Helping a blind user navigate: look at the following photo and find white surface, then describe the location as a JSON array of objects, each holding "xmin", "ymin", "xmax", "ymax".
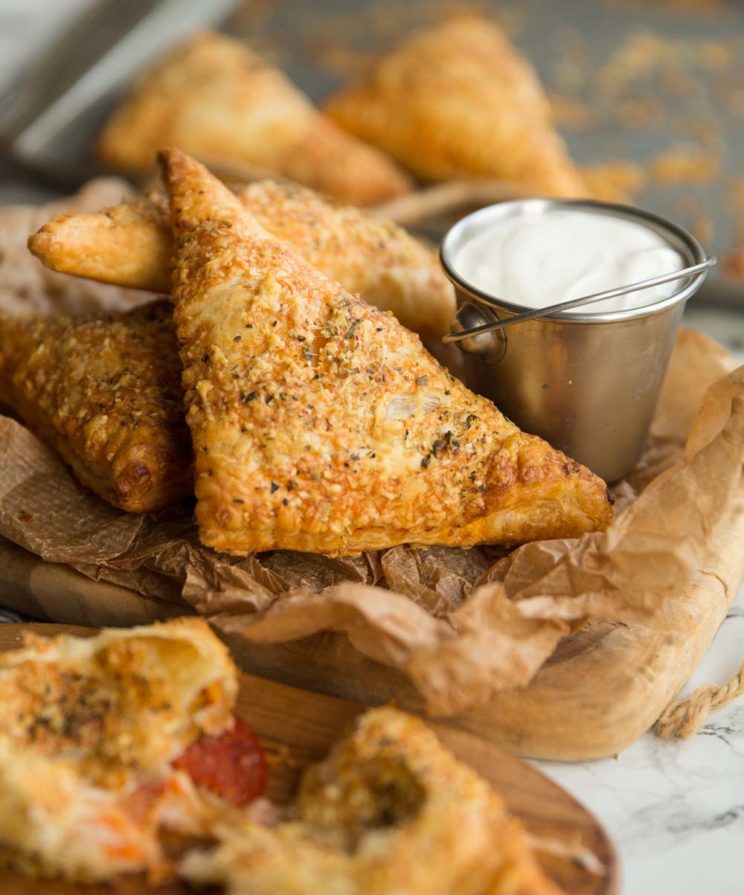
[
  {"xmin": 1, "ymin": 6, "xmax": 743, "ymax": 895},
  {"xmin": 453, "ymin": 206, "xmax": 684, "ymax": 313},
  {"xmin": 534, "ymin": 583, "xmax": 744, "ymax": 895}
]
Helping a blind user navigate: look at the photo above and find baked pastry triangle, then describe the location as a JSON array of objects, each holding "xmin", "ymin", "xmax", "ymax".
[
  {"xmin": 0, "ymin": 300, "xmax": 191, "ymax": 512},
  {"xmin": 182, "ymin": 707, "xmax": 564, "ymax": 895},
  {"xmin": 0, "ymin": 619, "xmax": 267, "ymax": 882},
  {"xmin": 28, "ymin": 179, "xmax": 454, "ymax": 338},
  {"xmin": 97, "ymin": 31, "xmax": 412, "ymax": 206},
  {"xmin": 323, "ymin": 16, "xmax": 587, "ymax": 198},
  {"xmin": 161, "ymin": 149, "xmax": 611, "ymax": 555}
]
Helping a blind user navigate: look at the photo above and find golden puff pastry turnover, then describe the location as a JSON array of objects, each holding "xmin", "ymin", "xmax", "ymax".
[
  {"xmin": 161, "ymin": 149, "xmax": 611, "ymax": 556},
  {"xmin": 323, "ymin": 16, "xmax": 588, "ymax": 198},
  {"xmin": 28, "ymin": 179, "xmax": 455, "ymax": 338},
  {"xmin": 0, "ymin": 619, "xmax": 268, "ymax": 882},
  {"xmin": 0, "ymin": 300, "xmax": 192, "ymax": 512},
  {"xmin": 182, "ymin": 706, "xmax": 564, "ymax": 895},
  {"xmin": 97, "ymin": 31, "xmax": 412, "ymax": 206}
]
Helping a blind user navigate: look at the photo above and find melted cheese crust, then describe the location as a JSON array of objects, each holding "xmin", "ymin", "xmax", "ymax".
[
  {"xmin": 28, "ymin": 179, "xmax": 454, "ymax": 338},
  {"xmin": 0, "ymin": 300, "xmax": 191, "ymax": 512},
  {"xmin": 182, "ymin": 707, "xmax": 564, "ymax": 895},
  {"xmin": 97, "ymin": 31, "xmax": 412, "ymax": 206},
  {"xmin": 0, "ymin": 619, "xmax": 237, "ymax": 880},
  {"xmin": 324, "ymin": 16, "xmax": 587, "ymax": 198},
  {"xmin": 163, "ymin": 149, "xmax": 612, "ymax": 556}
]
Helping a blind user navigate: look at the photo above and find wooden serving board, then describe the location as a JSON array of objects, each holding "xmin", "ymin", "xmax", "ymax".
[
  {"xmin": 0, "ymin": 624, "xmax": 617, "ymax": 895},
  {"xmin": 2, "ymin": 483, "xmax": 743, "ymax": 761}
]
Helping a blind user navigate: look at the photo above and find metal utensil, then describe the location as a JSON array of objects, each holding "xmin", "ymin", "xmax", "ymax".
[
  {"xmin": 443, "ymin": 257, "xmax": 717, "ymax": 344},
  {"xmin": 441, "ymin": 198, "xmax": 713, "ymax": 482}
]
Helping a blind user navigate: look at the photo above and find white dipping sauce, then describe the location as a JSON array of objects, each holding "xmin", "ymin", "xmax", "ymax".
[{"xmin": 454, "ymin": 209, "xmax": 684, "ymax": 314}]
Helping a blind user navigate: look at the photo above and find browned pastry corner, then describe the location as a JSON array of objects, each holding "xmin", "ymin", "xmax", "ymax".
[
  {"xmin": 28, "ymin": 179, "xmax": 454, "ymax": 339},
  {"xmin": 0, "ymin": 300, "xmax": 192, "ymax": 512},
  {"xmin": 160, "ymin": 148, "xmax": 611, "ymax": 556},
  {"xmin": 97, "ymin": 30, "xmax": 412, "ymax": 206},
  {"xmin": 323, "ymin": 16, "xmax": 588, "ymax": 198},
  {"xmin": 182, "ymin": 707, "xmax": 565, "ymax": 895}
]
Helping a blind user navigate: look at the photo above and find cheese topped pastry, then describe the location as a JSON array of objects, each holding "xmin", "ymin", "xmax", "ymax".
[
  {"xmin": 97, "ymin": 31, "xmax": 412, "ymax": 206},
  {"xmin": 324, "ymin": 16, "xmax": 587, "ymax": 198},
  {"xmin": 161, "ymin": 149, "xmax": 611, "ymax": 555},
  {"xmin": 0, "ymin": 619, "xmax": 266, "ymax": 881},
  {"xmin": 0, "ymin": 300, "xmax": 191, "ymax": 512},
  {"xmin": 28, "ymin": 179, "xmax": 455, "ymax": 338},
  {"xmin": 183, "ymin": 706, "xmax": 564, "ymax": 895}
]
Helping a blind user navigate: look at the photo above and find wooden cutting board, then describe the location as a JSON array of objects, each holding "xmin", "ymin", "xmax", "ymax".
[
  {"xmin": 0, "ymin": 623, "xmax": 617, "ymax": 895},
  {"xmin": 2, "ymin": 483, "xmax": 743, "ymax": 761}
]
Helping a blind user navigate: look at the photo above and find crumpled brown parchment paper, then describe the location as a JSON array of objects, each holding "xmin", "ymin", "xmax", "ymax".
[{"xmin": 0, "ymin": 183, "xmax": 742, "ymax": 716}]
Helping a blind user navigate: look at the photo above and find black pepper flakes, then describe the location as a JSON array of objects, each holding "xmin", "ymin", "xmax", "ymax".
[
  {"xmin": 270, "ymin": 482, "xmax": 279, "ymax": 493},
  {"xmin": 240, "ymin": 391, "xmax": 257, "ymax": 403}
]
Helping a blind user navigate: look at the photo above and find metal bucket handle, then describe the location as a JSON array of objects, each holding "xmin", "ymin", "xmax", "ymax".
[{"xmin": 443, "ymin": 258, "xmax": 716, "ymax": 354}]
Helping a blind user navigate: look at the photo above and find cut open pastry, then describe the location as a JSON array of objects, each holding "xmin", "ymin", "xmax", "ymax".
[
  {"xmin": 324, "ymin": 16, "xmax": 587, "ymax": 198},
  {"xmin": 182, "ymin": 706, "xmax": 564, "ymax": 895},
  {"xmin": 28, "ymin": 179, "xmax": 455, "ymax": 338},
  {"xmin": 0, "ymin": 300, "xmax": 192, "ymax": 512},
  {"xmin": 0, "ymin": 619, "xmax": 267, "ymax": 882},
  {"xmin": 97, "ymin": 31, "xmax": 412, "ymax": 206},
  {"xmin": 161, "ymin": 148, "xmax": 611, "ymax": 555}
]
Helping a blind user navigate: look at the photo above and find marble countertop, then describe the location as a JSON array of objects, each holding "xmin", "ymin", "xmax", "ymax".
[
  {"xmin": 1, "ymin": 3, "xmax": 743, "ymax": 894},
  {"xmin": 535, "ymin": 582, "xmax": 744, "ymax": 895}
]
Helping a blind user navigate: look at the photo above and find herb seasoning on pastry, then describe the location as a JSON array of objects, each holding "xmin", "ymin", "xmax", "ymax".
[
  {"xmin": 160, "ymin": 149, "xmax": 611, "ymax": 555},
  {"xmin": 323, "ymin": 16, "xmax": 588, "ymax": 198},
  {"xmin": 97, "ymin": 30, "xmax": 412, "ymax": 207},
  {"xmin": 0, "ymin": 300, "xmax": 192, "ymax": 512},
  {"xmin": 182, "ymin": 706, "xmax": 564, "ymax": 895},
  {"xmin": 28, "ymin": 179, "xmax": 454, "ymax": 339},
  {"xmin": 0, "ymin": 619, "xmax": 267, "ymax": 882}
]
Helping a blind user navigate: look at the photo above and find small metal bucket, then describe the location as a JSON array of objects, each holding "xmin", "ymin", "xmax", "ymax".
[{"xmin": 440, "ymin": 199, "xmax": 710, "ymax": 482}]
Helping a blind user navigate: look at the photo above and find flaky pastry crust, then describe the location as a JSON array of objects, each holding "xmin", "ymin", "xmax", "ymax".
[
  {"xmin": 0, "ymin": 619, "xmax": 237, "ymax": 880},
  {"xmin": 324, "ymin": 16, "xmax": 587, "ymax": 198},
  {"xmin": 0, "ymin": 300, "xmax": 191, "ymax": 511},
  {"xmin": 162, "ymin": 149, "xmax": 611, "ymax": 555},
  {"xmin": 97, "ymin": 31, "xmax": 412, "ymax": 206},
  {"xmin": 28, "ymin": 179, "xmax": 454, "ymax": 338},
  {"xmin": 182, "ymin": 707, "xmax": 564, "ymax": 895}
]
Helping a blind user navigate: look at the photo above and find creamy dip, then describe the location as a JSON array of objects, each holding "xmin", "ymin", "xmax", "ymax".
[{"xmin": 453, "ymin": 208, "xmax": 684, "ymax": 314}]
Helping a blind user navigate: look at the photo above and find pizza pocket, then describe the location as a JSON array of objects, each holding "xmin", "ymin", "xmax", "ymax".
[
  {"xmin": 0, "ymin": 619, "xmax": 267, "ymax": 882},
  {"xmin": 28, "ymin": 179, "xmax": 455, "ymax": 339},
  {"xmin": 183, "ymin": 707, "xmax": 564, "ymax": 895},
  {"xmin": 97, "ymin": 30, "xmax": 412, "ymax": 206},
  {"xmin": 0, "ymin": 300, "xmax": 192, "ymax": 512},
  {"xmin": 161, "ymin": 148, "xmax": 611, "ymax": 555},
  {"xmin": 324, "ymin": 16, "xmax": 587, "ymax": 198}
]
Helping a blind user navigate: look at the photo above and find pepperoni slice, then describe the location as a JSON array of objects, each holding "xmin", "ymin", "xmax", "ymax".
[{"xmin": 173, "ymin": 717, "xmax": 267, "ymax": 806}]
